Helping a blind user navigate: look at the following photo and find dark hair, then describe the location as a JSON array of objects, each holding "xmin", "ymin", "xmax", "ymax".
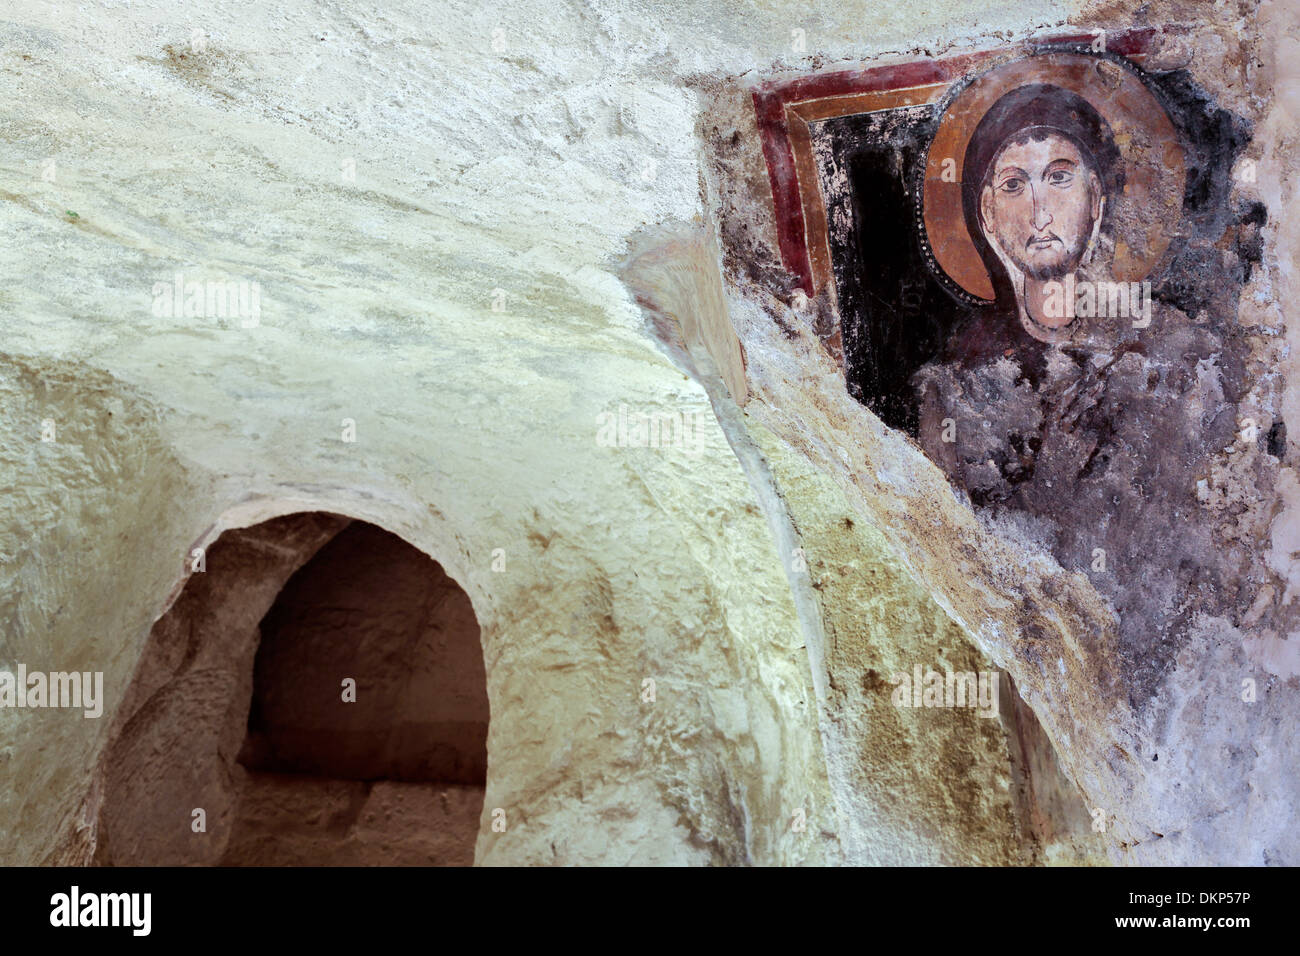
[{"xmin": 961, "ymin": 83, "xmax": 1123, "ymax": 305}]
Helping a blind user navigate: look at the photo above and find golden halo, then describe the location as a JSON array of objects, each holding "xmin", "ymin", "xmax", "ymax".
[{"xmin": 922, "ymin": 52, "xmax": 1186, "ymax": 302}]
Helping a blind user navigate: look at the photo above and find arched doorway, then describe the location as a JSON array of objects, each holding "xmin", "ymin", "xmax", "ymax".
[{"xmin": 91, "ymin": 513, "xmax": 487, "ymax": 866}]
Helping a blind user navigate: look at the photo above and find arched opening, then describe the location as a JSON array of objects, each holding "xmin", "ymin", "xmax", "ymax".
[
  {"xmin": 90, "ymin": 512, "xmax": 488, "ymax": 867},
  {"xmin": 225, "ymin": 520, "xmax": 487, "ymax": 864}
]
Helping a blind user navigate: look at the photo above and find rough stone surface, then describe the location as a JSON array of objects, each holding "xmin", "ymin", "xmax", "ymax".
[
  {"xmin": 220, "ymin": 775, "xmax": 482, "ymax": 867},
  {"xmin": 90, "ymin": 513, "xmax": 350, "ymax": 866},
  {"xmin": 84, "ymin": 513, "xmax": 491, "ymax": 867},
  {"xmin": 2, "ymin": 0, "xmax": 1297, "ymax": 867}
]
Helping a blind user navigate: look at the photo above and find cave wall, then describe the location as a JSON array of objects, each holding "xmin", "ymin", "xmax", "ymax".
[
  {"xmin": 0, "ymin": 0, "xmax": 843, "ymax": 857},
  {"xmin": 1, "ymin": 0, "xmax": 1296, "ymax": 866}
]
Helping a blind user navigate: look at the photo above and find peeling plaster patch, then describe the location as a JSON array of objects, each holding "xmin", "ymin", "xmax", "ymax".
[
  {"xmin": 1266, "ymin": 467, "xmax": 1300, "ymax": 605},
  {"xmin": 1242, "ymin": 631, "xmax": 1300, "ymax": 680}
]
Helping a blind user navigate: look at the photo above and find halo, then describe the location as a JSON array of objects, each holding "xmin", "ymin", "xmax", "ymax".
[{"xmin": 921, "ymin": 52, "xmax": 1186, "ymax": 302}]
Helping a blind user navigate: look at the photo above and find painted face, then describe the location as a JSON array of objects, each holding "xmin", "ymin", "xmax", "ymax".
[{"xmin": 979, "ymin": 131, "xmax": 1102, "ymax": 281}]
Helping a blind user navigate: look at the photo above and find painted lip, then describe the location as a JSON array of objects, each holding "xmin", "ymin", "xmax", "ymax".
[{"xmin": 1026, "ymin": 235, "xmax": 1062, "ymax": 251}]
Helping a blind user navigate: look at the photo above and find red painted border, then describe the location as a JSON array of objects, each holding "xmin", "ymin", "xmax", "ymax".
[{"xmin": 751, "ymin": 27, "xmax": 1161, "ymax": 293}]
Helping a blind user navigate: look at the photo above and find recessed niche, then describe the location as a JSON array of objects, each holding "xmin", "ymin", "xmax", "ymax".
[
  {"xmin": 223, "ymin": 521, "xmax": 488, "ymax": 866},
  {"xmin": 92, "ymin": 513, "xmax": 488, "ymax": 867}
]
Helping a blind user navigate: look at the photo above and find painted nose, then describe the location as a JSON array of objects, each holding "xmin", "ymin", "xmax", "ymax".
[{"xmin": 1031, "ymin": 188, "xmax": 1054, "ymax": 231}]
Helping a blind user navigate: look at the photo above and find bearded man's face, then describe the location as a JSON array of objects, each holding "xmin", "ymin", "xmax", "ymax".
[{"xmin": 979, "ymin": 131, "xmax": 1102, "ymax": 281}]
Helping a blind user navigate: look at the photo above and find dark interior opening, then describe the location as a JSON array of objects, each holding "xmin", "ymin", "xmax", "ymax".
[{"xmin": 220, "ymin": 520, "xmax": 489, "ymax": 865}]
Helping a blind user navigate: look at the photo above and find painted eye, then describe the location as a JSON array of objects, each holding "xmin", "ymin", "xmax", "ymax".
[
  {"xmin": 1047, "ymin": 169, "xmax": 1075, "ymax": 186},
  {"xmin": 999, "ymin": 177, "xmax": 1025, "ymax": 194}
]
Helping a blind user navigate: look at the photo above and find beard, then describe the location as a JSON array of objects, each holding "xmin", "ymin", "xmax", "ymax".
[
  {"xmin": 1006, "ymin": 239, "xmax": 1082, "ymax": 281},
  {"xmin": 1020, "ymin": 256, "xmax": 1075, "ymax": 281}
]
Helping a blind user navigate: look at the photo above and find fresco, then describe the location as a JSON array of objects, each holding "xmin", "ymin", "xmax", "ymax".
[{"xmin": 754, "ymin": 30, "xmax": 1267, "ymax": 694}]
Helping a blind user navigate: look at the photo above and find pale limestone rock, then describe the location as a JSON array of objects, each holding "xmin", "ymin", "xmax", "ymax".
[{"xmin": 1, "ymin": 0, "xmax": 1297, "ymax": 867}]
